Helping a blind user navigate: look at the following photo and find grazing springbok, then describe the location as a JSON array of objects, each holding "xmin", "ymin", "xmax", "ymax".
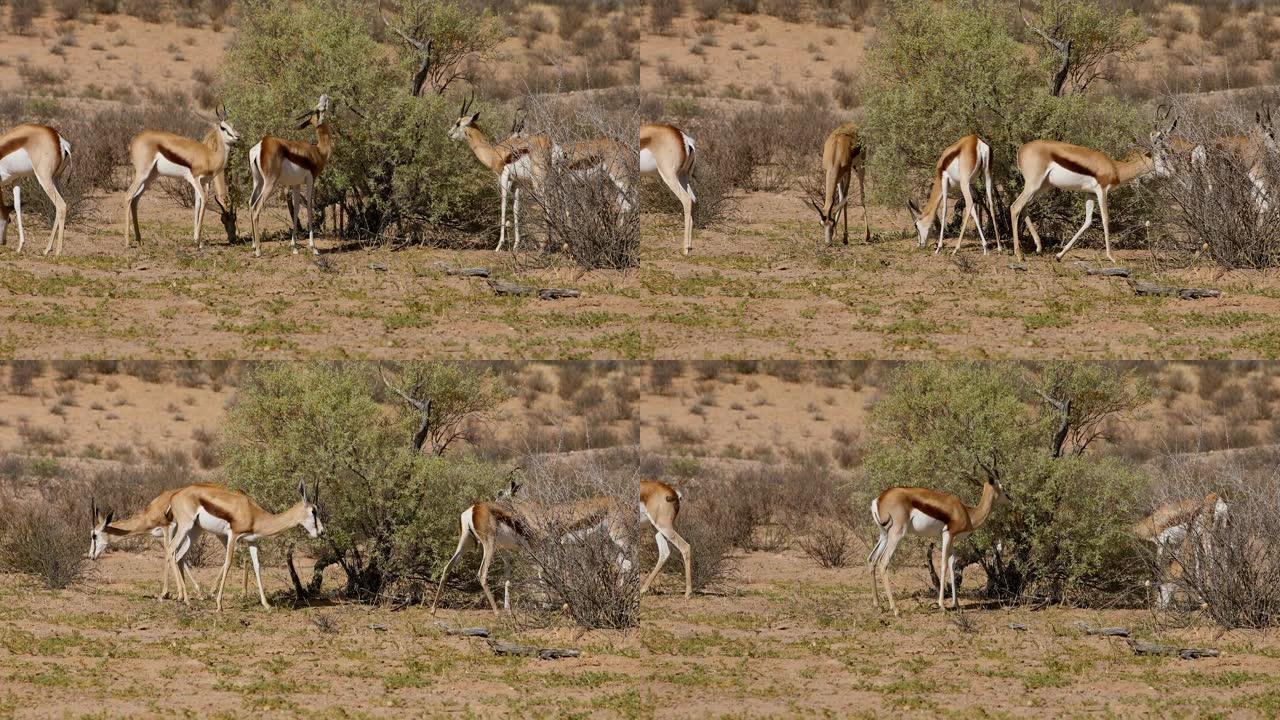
[
  {"xmin": 639, "ymin": 479, "xmax": 693, "ymax": 599},
  {"xmin": 0, "ymin": 123, "xmax": 71, "ymax": 255},
  {"xmin": 868, "ymin": 478, "xmax": 1005, "ymax": 616},
  {"xmin": 449, "ymin": 95, "xmax": 548, "ymax": 252},
  {"xmin": 907, "ymin": 134, "xmax": 1000, "ymax": 255},
  {"xmin": 809, "ymin": 122, "xmax": 870, "ymax": 246},
  {"xmin": 431, "ymin": 480, "xmax": 637, "ymax": 615},
  {"xmin": 248, "ymin": 95, "xmax": 334, "ymax": 257},
  {"xmin": 640, "ymin": 123, "xmax": 697, "ymax": 255},
  {"xmin": 1134, "ymin": 492, "xmax": 1228, "ymax": 609},
  {"xmin": 167, "ymin": 482, "xmax": 323, "ymax": 611},
  {"xmin": 123, "ymin": 106, "xmax": 239, "ymax": 250},
  {"xmin": 89, "ymin": 488, "xmax": 208, "ymax": 599},
  {"xmin": 1010, "ymin": 118, "xmax": 1176, "ymax": 262}
]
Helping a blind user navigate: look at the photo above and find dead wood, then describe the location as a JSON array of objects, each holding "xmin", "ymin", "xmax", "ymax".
[
  {"xmin": 1128, "ymin": 280, "xmax": 1221, "ymax": 300},
  {"xmin": 486, "ymin": 639, "xmax": 581, "ymax": 660},
  {"xmin": 486, "ymin": 279, "xmax": 581, "ymax": 300},
  {"xmin": 436, "ymin": 262, "xmax": 490, "ymax": 278},
  {"xmin": 1127, "ymin": 639, "xmax": 1220, "ymax": 660}
]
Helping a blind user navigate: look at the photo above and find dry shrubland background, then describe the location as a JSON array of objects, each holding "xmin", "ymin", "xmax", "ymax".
[
  {"xmin": 641, "ymin": 0, "xmax": 1280, "ymax": 266},
  {"xmin": 0, "ymin": 0, "xmax": 640, "ymax": 265}
]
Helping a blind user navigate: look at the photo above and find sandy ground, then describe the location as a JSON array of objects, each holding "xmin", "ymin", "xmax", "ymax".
[
  {"xmin": 641, "ymin": 546, "xmax": 1280, "ymax": 718},
  {"xmin": 0, "ymin": 550, "xmax": 647, "ymax": 718},
  {"xmin": 641, "ymin": 191, "xmax": 1280, "ymax": 359}
]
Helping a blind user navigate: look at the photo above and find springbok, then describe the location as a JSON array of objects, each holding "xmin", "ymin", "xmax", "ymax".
[
  {"xmin": 1010, "ymin": 118, "xmax": 1176, "ymax": 262},
  {"xmin": 89, "ymin": 488, "xmax": 207, "ymax": 599},
  {"xmin": 868, "ymin": 478, "xmax": 1005, "ymax": 616},
  {"xmin": 248, "ymin": 95, "xmax": 334, "ymax": 257},
  {"xmin": 123, "ymin": 106, "xmax": 239, "ymax": 250},
  {"xmin": 431, "ymin": 480, "xmax": 637, "ymax": 615},
  {"xmin": 907, "ymin": 134, "xmax": 1000, "ymax": 255},
  {"xmin": 167, "ymin": 481, "xmax": 323, "ymax": 611},
  {"xmin": 638, "ymin": 479, "xmax": 693, "ymax": 599},
  {"xmin": 1134, "ymin": 492, "xmax": 1228, "ymax": 609},
  {"xmin": 0, "ymin": 123, "xmax": 71, "ymax": 255},
  {"xmin": 449, "ymin": 96, "xmax": 547, "ymax": 252},
  {"xmin": 640, "ymin": 123, "xmax": 697, "ymax": 255},
  {"xmin": 809, "ymin": 122, "xmax": 870, "ymax": 246}
]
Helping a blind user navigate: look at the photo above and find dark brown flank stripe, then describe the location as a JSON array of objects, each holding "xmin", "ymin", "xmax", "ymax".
[
  {"xmin": 280, "ymin": 146, "xmax": 318, "ymax": 175},
  {"xmin": 937, "ymin": 145, "xmax": 962, "ymax": 174},
  {"xmin": 0, "ymin": 136, "xmax": 27, "ymax": 161},
  {"xmin": 156, "ymin": 143, "xmax": 192, "ymax": 169},
  {"xmin": 199, "ymin": 496, "xmax": 237, "ymax": 524},
  {"xmin": 489, "ymin": 505, "xmax": 529, "ymax": 538},
  {"xmin": 1049, "ymin": 151, "xmax": 1095, "ymax": 178},
  {"xmin": 910, "ymin": 497, "xmax": 953, "ymax": 525}
]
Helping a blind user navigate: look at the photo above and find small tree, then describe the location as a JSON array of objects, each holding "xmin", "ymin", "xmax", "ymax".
[
  {"xmin": 220, "ymin": 0, "xmax": 498, "ymax": 243},
  {"xmin": 862, "ymin": 362, "xmax": 1149, "ymax": 604},
  {"xmin": 220, "ymin": 363, "xmax": 506, "ymax": 600},
  {"xmin": 379, "ymin": 361, "xmax": 510, "ymax": 456},
  {"xmin": 863, "ymin": 0, "xmax": 1146, "ymax": 242}
]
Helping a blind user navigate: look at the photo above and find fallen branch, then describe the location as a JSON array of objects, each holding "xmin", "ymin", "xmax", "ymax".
[
  {"xmin": 486, "ymin": 279, "xmax": 581, "ymax": 300},
  {"xmin": 435, "ymin": 622, "xmax": 490, "ymax": 638},
  {"xmin": 486, "ymin": 639, "xmax": 580, "ymax": 660},
  {"xmin": 1073, "ymin": 261, "xmax": 1130, "ymax": 277},
  {"xmin": 1128, "ymin": 280, "xmax": 1221, "ymax": 300},
  {"xmin": 1008, "ymin": 263, "xmax": 1029, "ymax": 272},
  {"xmin": 437, "ymin": 262, "xmax": 490, "ymax": 278},
  {"xmin": 1127, "ymin": 639, "xmax": 1219, "ymax": 660},
  {"xmin": 1008, "ymin": 623, "xmax": 1029, "ymax": 631},
  {"xmin": 1073, "ymin": 621, "xmax": 1130, "ymax": 638}
]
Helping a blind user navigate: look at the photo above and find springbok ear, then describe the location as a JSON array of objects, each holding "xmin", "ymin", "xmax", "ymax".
[
  {"xmin": 297, "ymin": 480, "xmax": 307, "ymax": 500},
  {"xmin": 469, "ymin": 111, "xmax": 481, "ymax": 123},
  {"xmin": 906, "ymin": 199, "xmax": 921, "ymax": 218},
  {"xmin": 1168, "ymin": 117, "xmax": 1178, "ymax": 133},
  {"xmin": 104, "ymin": 511, "xmax": 114, "ymax": 526}
]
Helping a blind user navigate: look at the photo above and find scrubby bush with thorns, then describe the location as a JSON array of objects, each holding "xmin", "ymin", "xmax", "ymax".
[
  {"xmin": 1151, "ymin": 99, "xmax": 1280, "ymax": 269},
  {"xmin": 520, "ymin": 89, "xmax": 640, "ymax": 269},
  {"xmin": 1150, "ymin": 449, "xmax": 1280, "ymax": 628},
  {"xmin": 511, "ymin": 451, "xmax": 640, "ymax": 629}
]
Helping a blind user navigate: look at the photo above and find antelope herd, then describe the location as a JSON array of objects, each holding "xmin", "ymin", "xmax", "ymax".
[
  {"xmin": 89, "ymin": 466, "xmax": 1231, "ymax": 617},
  {"xmin": 90, "ymin": 476, "xmax": 691, "ymax": 614}
]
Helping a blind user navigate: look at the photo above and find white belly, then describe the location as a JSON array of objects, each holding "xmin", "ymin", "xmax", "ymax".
[
  {"xmin": 944, "ymin": 157, "xmax": 964, "ymax": 187},
  {"xmin": 155, "ymin": 155, "xmax": 193, "ymax": 179},
  {"xmin": 1046, "ymin": 163, "xmax": 1100, "ymax": 192},
  {"xmin": 277, "ymin": 159, "xmax": 312, "ymax": 187},
  {"xmin": 504, "ymin": 155, "xmax": 534, "ymax": 185},
  {"xmin": 195, "ymin": 508, "xmax": 232, "ymax": 536},
  {"xmin": 639, "ymin": 148, "xmax": 658, "ymax": 175},
  {"xmin": 0, "ymin": 148, "xmax": 34, "ymax": 181},
  {"xmin": 908, "ymin": 509, "xmax": 946, "ymax": 537},
  {"xmin": 494, "ymin": 521, "xmax": 523, "ymax": 551}
]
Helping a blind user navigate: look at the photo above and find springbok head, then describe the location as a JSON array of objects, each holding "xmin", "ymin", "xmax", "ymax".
[
  {"xmin": 88, "ymin": 499, "xmax": 115, "ymax": 559},
  {"xmin": 297, "ymin": 480, "xmax": 324, "ymax": 538},
  {"xmin": 449, "ymin": 92, "xmax": 481, "ymax": 142}
]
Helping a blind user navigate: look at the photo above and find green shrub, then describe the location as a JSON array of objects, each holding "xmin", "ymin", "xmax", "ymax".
[
  {"xmin": 220, "ymin": 362, "xmax": 508, "ymax": 600},
  {"xmin": 219, "ymin": 0, "xmax": 501, "ymax": 244},
  {"xmin": 863, "ymin": 0, "xmax": 1149, "ymax": 244},
  {"xmin": 861, "ymin": 362, "xmax": 1149, "ymax": 605}
]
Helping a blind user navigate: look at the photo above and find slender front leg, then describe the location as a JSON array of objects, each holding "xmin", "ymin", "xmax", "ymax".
[
  {"xmin": 937, "ymin": 532, "xmax": 950, "ymax": 609},
  {"xmin": 497, "ymin": 175, "xmax": 509, "ymax": 252},
  {"xmin": 952, "ymin": 182, "xmax": 976, "ymax": 256},
  {"xmin": 640, "ymin": 531, "xmax": 670, "ymax": 596},
  {"xmin": 512, "ymin": 186, "xmax": 522, "ymax": 252},
  {"xmin": 13, "ymin": 186, "xmax": 24, "ymax": 253},
  {"xmin": 248, "ymin": 544, "xmax": 270, "ymax": 608},
  {"xmin": 948, "ymin": 551, "xmax": 959, "ymax": 608},
  {"xmin": 307, "ymin": 175, "xmax": 317, "ymax": 255},
  {"xmin": 501, "ymin": 553, "xmax": 511, "ymax": 612},
  {"xmin": 288, "ymin": 187, "xmax": 301, "ymax": 254},
  {"xmin": 1098, "ymin": 189, "xmax": 1114, "ymax": 264},
  {"xmin": 478, "ymin": 541, "xmax": 500, "ymax": 615},
  {"xmin": 215, "ymin": 533, "xmax": 237, "ymax": 612},
  {"xmin": 1055, "ymin": 197, "xmax": 1095, "ymax": 261},
  {"xmin": 935, "ymin": 181, "xmax": 949, "ymax": 254}
]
